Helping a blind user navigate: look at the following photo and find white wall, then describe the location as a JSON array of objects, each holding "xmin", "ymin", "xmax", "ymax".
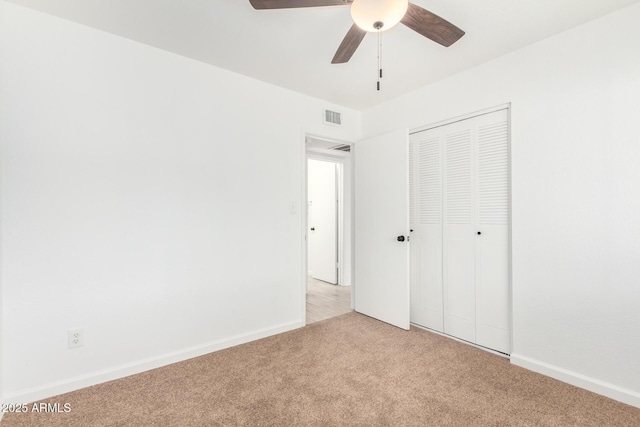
[
  {"xmin": 0, "ymin": 3, "xmax": 361, "ymax": 402},
  {"xmin": 363, "ymin": 3, "xmax": 640, "ymax": 407},
  {"xmin": 340, "ymin": 155, "xmax": 352, "ymax": 288},
  {"xmin": 0, "ymin": 0, "xmax": 5, "ymax": 415}
]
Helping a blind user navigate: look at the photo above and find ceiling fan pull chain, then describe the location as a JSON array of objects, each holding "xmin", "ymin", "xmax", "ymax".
[
  {"xmin": 379, "ymin": 29, "xmax": 383, "ymax": 79},
  {"xmin": 377, "ymin": 28, "xmax": 382, "ymax": 91}
]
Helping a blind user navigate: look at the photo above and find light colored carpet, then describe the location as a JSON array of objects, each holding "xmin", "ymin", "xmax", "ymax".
[{"xmin": 3, "ymin": 312, "xmax": 639, "ymax": 426}]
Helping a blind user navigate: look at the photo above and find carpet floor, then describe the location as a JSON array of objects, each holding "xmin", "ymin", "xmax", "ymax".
[{"xmin": 3, "ymin": 312, "xmax": 639, "ymax": 426}]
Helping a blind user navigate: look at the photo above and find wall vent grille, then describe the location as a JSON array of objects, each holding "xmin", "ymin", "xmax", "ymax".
[
  {"xmin": 331, "ymin": 144, "xmax": 351, "ymax": 152},
  {"xmin": 324, "ymin": 109, "xmax": 342, "ymax": 126}
]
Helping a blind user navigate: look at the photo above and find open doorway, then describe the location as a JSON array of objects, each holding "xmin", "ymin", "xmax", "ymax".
[{"xmin": 305, "ymin": 135, "xmax": 353, "ymax": 324}]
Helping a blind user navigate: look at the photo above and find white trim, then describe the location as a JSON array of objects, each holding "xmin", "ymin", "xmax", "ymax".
[
  {"xmin": 410, "ymin": 103, "xmax": 511, "ymax": 135},
  {"xmin": 306, "ymin": 147, "xmax": 351, "ymax": 158},
  {"xmin": 300, "ymin": 129, "xmax": 309, "ymax": 323},
  {"xmin": 507, "ymin": 105, "xmax": 514, "ymax": 356},
  {"xmin": 510, "ymin": 353, "xmax": 640, "ymax": 409},
  {"xmin": 336, "ymin": 162, "xmax": 345, "ymax": 286},
  {"xmin": 349, "ymin": 145, "xmax": 355, "ymax": 309},
  {"xmin": 3, "ymin": 321, "xmax": 303, "ymax": 405},
  {"xmin": 411, "ymin": 323, "xmax": 510, "ymax": 359}
]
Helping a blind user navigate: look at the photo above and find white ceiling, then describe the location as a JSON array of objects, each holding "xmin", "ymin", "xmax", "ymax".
[{"xmin": 7, "ymin": 0, "xmax": 640, "ymax": 110}]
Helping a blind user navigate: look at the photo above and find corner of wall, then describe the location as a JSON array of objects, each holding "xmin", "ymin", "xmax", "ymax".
[
  {"xmin": 0, "ymin": 0, "xmax": 6, "ymax": 412},
  {"xmin": 510, "ymin": 354, "xmax": 640, "ymax": 409}
]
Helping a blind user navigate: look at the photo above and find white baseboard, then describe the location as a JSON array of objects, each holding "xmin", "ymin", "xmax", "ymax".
[
  {"xmin": 411, "ymin": 323, "xmax": 510, "ymax": 359},
  {"xmin": 510, "ymin": 353, "xmax": 640, "ymax": 409},
  {"xmin": 3, "ymin": 320, "xmax": 304, "ymax": 405}
]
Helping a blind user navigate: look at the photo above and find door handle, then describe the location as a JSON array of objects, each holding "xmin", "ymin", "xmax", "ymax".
[
  {"xmin": 310, "ymin": 227, "xmax": 315, "ymax": 231},
  {"xmin": 397, "ymin": 235, "xmax": 405, "ymax": 242}
]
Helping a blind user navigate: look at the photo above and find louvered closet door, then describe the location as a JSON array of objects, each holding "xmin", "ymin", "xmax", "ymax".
[
  {"xmin": 409, "ymin": 129, "xmax": 443, "ymax": 331},
  {"xmin": 410, "ymin": 108, "xmax": 510, "ymax": 354},
  {"xmin": 474, "ymin": 110, "xmax": 510, "ymax": 353},
  {"xmin": 442, "ymin": 121, "xmax": 476, "ymax": 343}
]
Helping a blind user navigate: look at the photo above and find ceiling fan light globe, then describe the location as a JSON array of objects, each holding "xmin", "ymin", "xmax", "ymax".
[{"xmin": 351, "ymin": 0, "xmax": 408, "ymax": 32}]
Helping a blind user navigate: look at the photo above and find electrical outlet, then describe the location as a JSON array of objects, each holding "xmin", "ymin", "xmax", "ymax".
[{"xmin": 68, "ymin": 329, "xmax": 84, "ymax": 349}]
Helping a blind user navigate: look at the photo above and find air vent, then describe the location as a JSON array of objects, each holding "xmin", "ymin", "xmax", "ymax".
[
  {"xmin": 330, "ymin": 144, "xmax": 351, "ymax": 152},
  {"xmin": 323, "ymin": 109, "xmax": 342, "ymax": 126}
]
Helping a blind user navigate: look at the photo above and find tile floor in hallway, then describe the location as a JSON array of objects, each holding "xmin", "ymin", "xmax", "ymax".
[{"xmin": 306, "ymin": 276, "xmax": 352, "ymax": 324}]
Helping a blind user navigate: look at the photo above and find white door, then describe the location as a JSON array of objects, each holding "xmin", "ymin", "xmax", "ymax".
[
  {"xmin": 474, "ymin": 112, "xmax": 510, "ymax": 353},
  {"xmin": 442, "ymin": 123, "xmax": 476, "ymax": 343},
  {"xmin": 355, "ymin": 129, "xmax": 410, "ymax": 330},
  {"xmin": 409, "ymin": 129, "xmax": 444, "ymax": 332},
  {"xmin": 308, "ymin": 159, "xmax": 337, "ymax": 284}
]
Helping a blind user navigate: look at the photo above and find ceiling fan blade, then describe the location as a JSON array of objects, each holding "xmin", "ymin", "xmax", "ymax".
[
  {"xmin": 250, "ymin": 0, "xmax": 351, "ymax": 9},
  {"xmin": 331, "ymin": 24, "xmax": 367, "ymax": 64},
  {"xmin": 401, "ymin": 3, "xmax": 464, "ymax": 47}
]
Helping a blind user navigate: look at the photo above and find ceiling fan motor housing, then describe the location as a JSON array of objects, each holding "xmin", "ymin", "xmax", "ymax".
[
  {"xmin": 351, "ymin": 0, "xmax": 409, "ymax": 32},
  {"xmin": 249, "ymin": 0, "xmax": 465, "ymax": 65}
]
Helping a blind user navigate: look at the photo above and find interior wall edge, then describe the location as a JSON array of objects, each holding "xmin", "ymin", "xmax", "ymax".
[
  {"xmin": 2, "ymin": 320, "xmax": 303, "ymax": 405},
  {"xmin": 510, "ymin": 353, "xmax": 640, "ymax": 409},
  {"xmin": 0, "ymin": 0, "xmax": 6, "ymax": 410}
]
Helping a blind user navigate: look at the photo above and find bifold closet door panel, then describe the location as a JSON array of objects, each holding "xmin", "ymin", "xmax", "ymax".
[
  {"xmin": 409, "ymin": 108, "xmax": 510, "ymax": 354},
  {"xmin": 474, "ymin": 111, "xmax": 510, "ymax": 353},
  {"xmin": 442, "ymin": 124, "xmax": 475, "ymax": 343},
  {"xmin": 409, "ymin": 130, "xmax": 443, "ymax": 331},
  {"xmin": 475, "ymin": 232, "xmax": 509, "ymax": 352}
]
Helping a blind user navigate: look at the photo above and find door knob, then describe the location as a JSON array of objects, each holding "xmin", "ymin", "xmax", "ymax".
[
  {"xmin": 477, "ymin": 231, "xmax": 481, "ymax": 235},
  {"xmin": 310, "ymin": 227, "xmax": 315, "ymax": 231},
  {"xmin": 397, "ymin": 235, "xmax": 405, "ymax": 242}
]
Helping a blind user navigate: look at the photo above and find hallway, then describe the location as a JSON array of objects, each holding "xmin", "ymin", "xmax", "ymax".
[{"xmin": 306, "ymin": 277, "xmax": 351, "ymax": 324}]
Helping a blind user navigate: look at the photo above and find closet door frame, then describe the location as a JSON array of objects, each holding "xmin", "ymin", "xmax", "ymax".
[{"xmin": 409, "ymin": 103, "xmax": 512, "ymax": 354}]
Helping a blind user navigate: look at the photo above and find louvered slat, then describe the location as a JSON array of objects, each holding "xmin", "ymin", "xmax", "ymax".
[
  {"xmin": 445, "ymin": 130, "xmax": 471, "ymax": 224},
  {"xmin": 409, "ymin": 140, "xmax": 415, "ymax": 228},
  {"xmin": 478, "ymin": 121, "xmax": 509, "ymax": 225},
  {"xmin": 418, "ymin": 136, "xmax": 441, "ymax": 225}
]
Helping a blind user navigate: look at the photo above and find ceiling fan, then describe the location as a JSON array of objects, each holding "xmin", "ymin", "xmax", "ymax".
[{"xmin": 249, "ymin": 0, "xmax": 465, "ymax": 64}]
